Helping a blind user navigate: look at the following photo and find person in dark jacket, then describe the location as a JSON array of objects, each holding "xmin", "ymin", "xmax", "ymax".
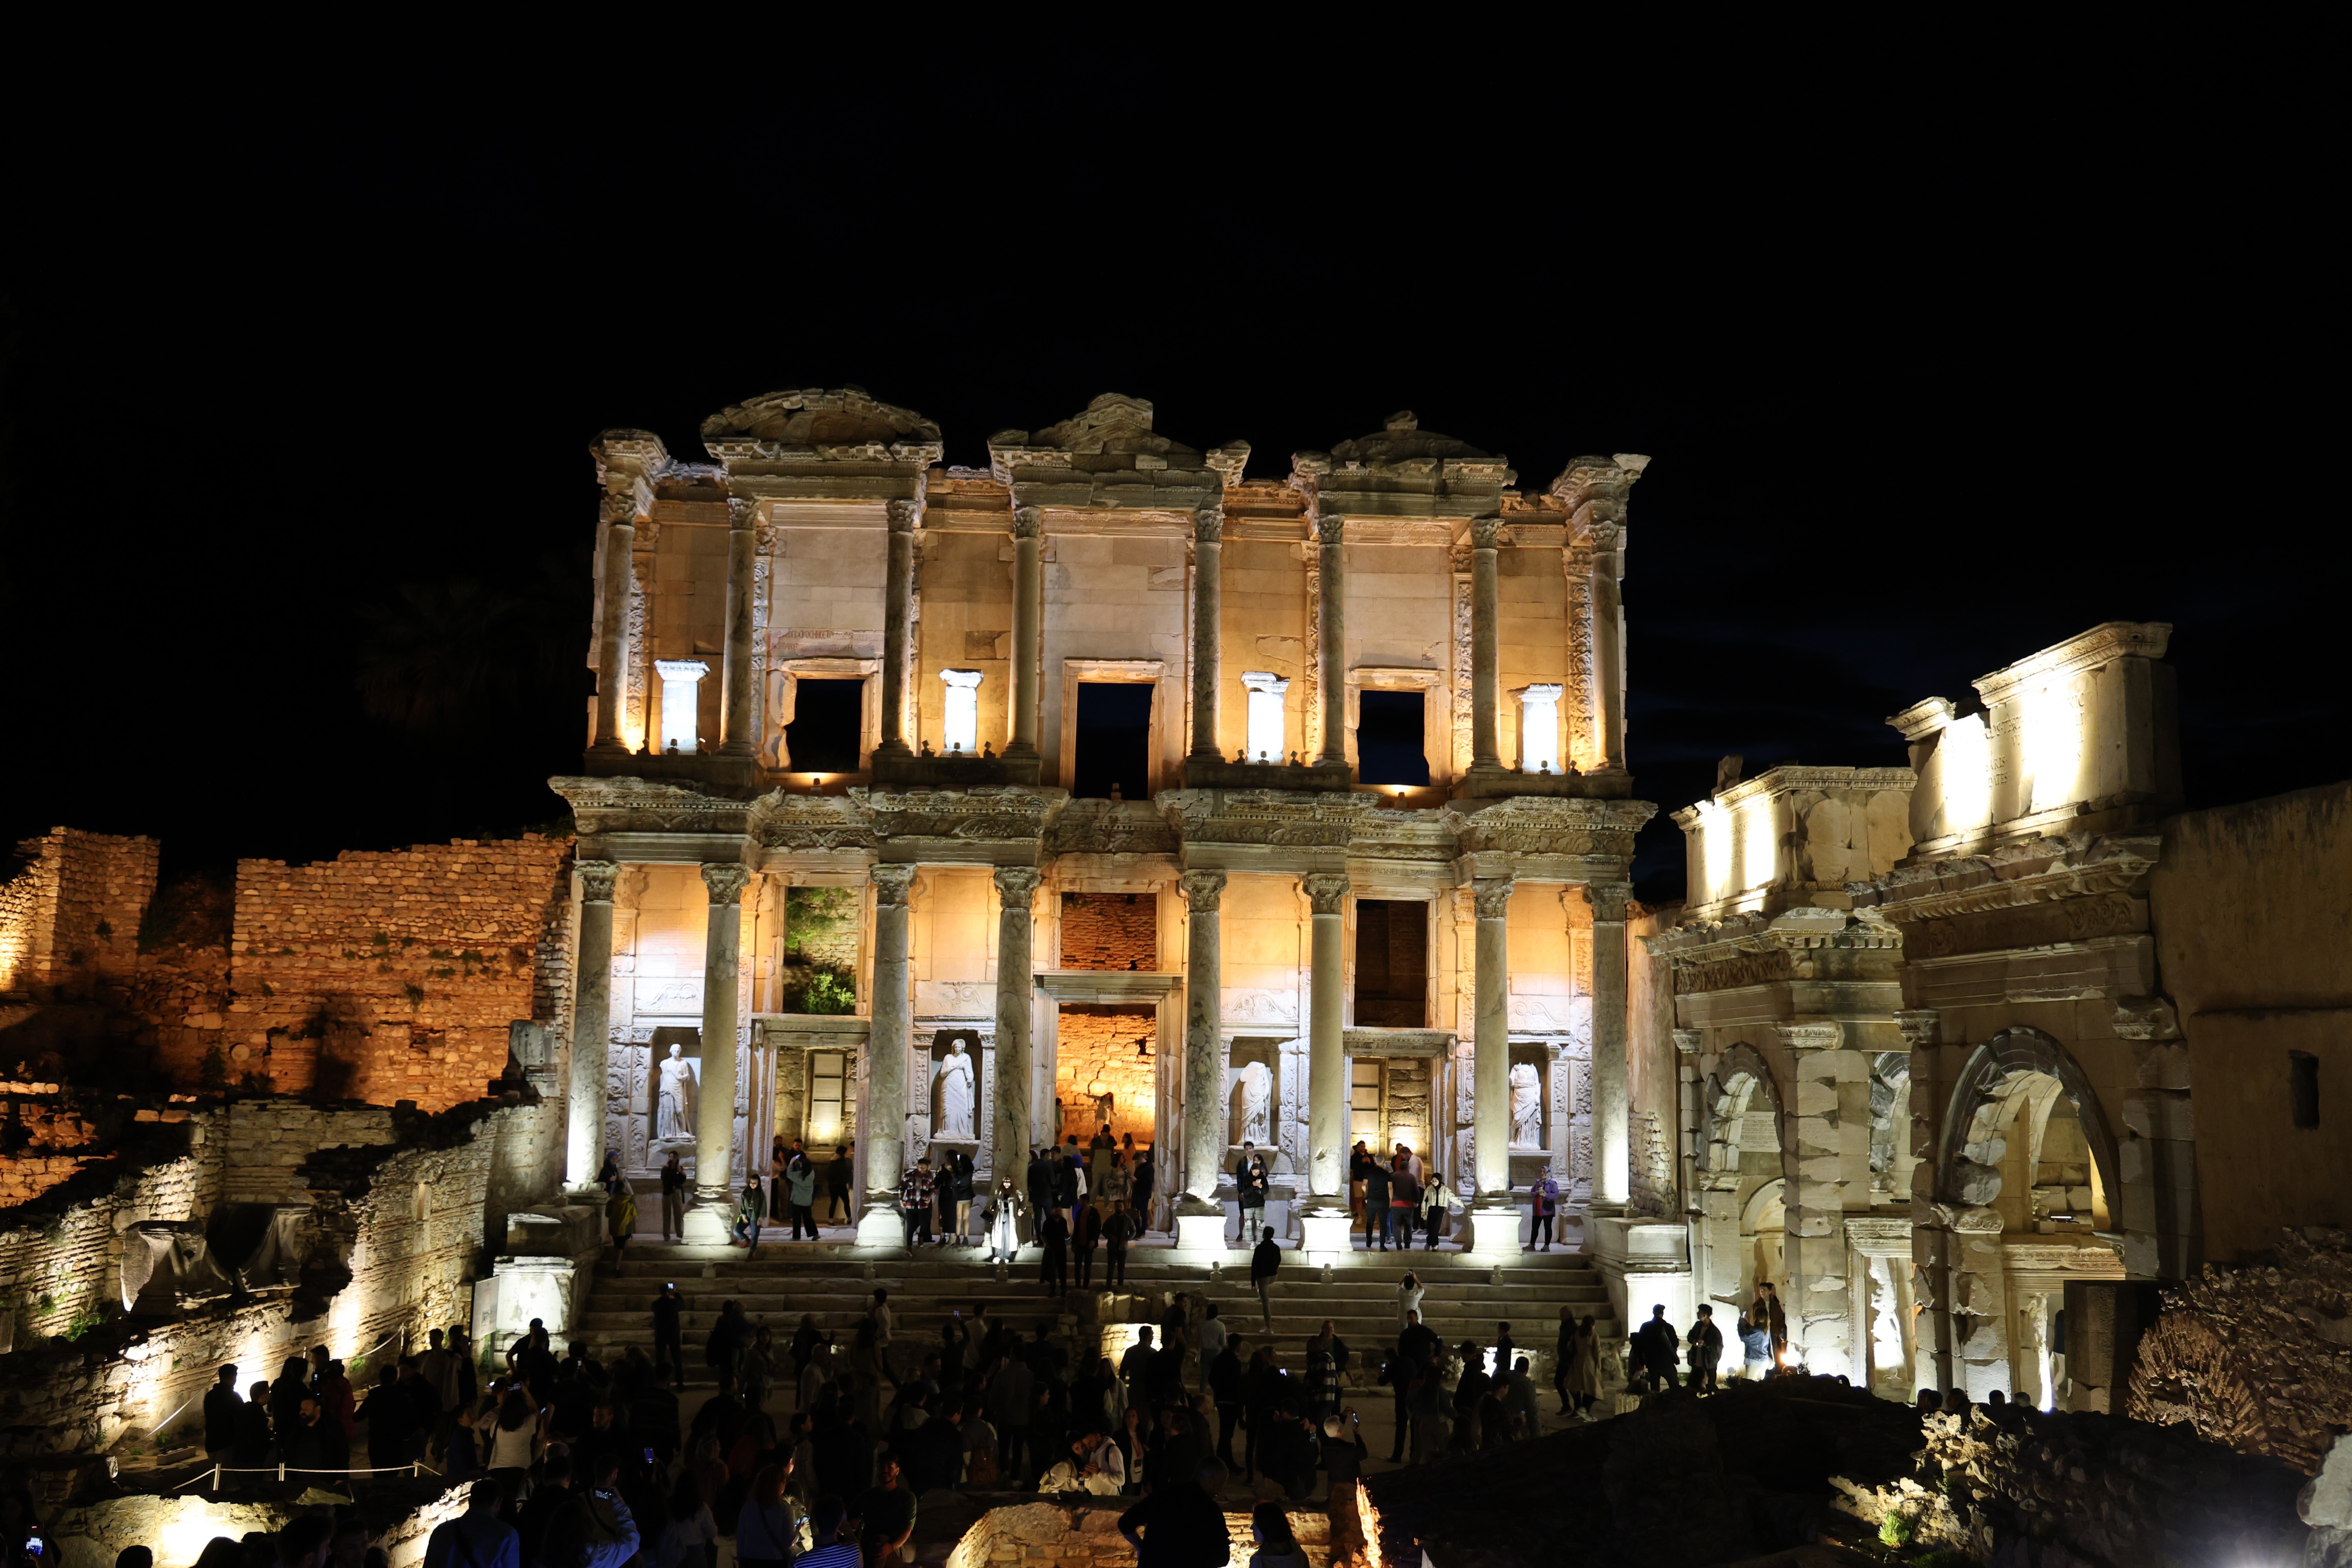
[
  {"xmin": 826, "ymin": 1143, "xmax": 857, "ymax": 1227},
  {"xmin": 1632, "ymin": 1304, "xmax": 1681, "ymax": 1392},
  {"xmin": 1319, "ymin": 1411, "xmax": 1367, "ymax": 1501},
  {"xmin": 203, "ymin": 1366, "xmax": 243, "ymax": 1461},
  {"xmin": 1686, "ymin": 1303, "xmax": 1724, "ymax": 1392},
  {"xmin": 1208, "ymin": 1338, "xmax": 1245, "ymax": 1469},
  {"xmin": 1117, "ymin": 1456, "xmax": 1230, "ymax": 1568},
  {"xmin": 1131, "ymin": 1151, "xmax": 1155, "ymax": 1234},
  {"xmin": 1104, "ymin": 1200, "xmax": 1136, "ymax": 1288},
  {"xmin": 1074, "ymin": 1200, "xmax": 1103, "ymax": 1289},
  {"xmin": 1362, "ymin": 1160, "xmax": 1393, "ymax": 1251},
  {"xmin": 234, "ymin": 1380, "xmax": 275, "ymax": 1465},
  {"xmin": 1038, "ymin": 1210, "xmax": 1070, "ymax": 1296},
  {"xmin": 357, "ymin": 1367, "xmax": 417, "ymax": 1473},
  {"xmin": 652, "ymin": 1282, "xmax": 684, "ymax": 1378},
  {"xmin": 1250, "ymin": 1227, "xmax": 1281, "ymax": 1330}
]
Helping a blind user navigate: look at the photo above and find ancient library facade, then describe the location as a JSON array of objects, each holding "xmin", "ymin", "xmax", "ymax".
[{"xmin": 557, "ymin": 388, "xmax": 1657, "ymax": 1263}]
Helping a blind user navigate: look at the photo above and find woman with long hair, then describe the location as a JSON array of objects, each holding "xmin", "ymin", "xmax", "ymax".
[
  {"xmin": 1563, "ymin": 1315, "xmax": 1601, "ymax": 1421},
  {"xmin": 654, "ymin": 1467, "xmax": 716, "ymax": 1568},
  {"xmin": 486, "ymin": 1386, "xmax": 540, "ymax": 1494},
  {"xmin": 735, "ymin": 1463, "xmax": 794, "ymax": 1568},
  {"xmin": 1248, "ymin": 1500, "xmax": 1306, "ymax": 1568}
]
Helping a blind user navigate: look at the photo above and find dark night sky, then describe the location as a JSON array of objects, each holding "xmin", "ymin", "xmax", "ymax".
[{"xmin": 0, "ymin": 44, "xmax": 2336, "ymax": 904}]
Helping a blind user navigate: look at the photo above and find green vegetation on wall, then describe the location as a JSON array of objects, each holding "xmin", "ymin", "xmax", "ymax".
[{"xmin": 782, "ymin": 886, "xmax": 859, "ymax": 1014}]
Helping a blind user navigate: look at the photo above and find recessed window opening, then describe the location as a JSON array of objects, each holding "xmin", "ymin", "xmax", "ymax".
[
  {"xmin": 1073, "ymin": 682, "xmax": 1152, "ymax": 800},
  {"xmin": 2291, "ymin": 1050, "xmax": 2320, "ymax": 1129},
  {"xmin": 1357, "ymin": 691, "xmax": 1429, "ymax": 786},
  {"xmin": 1350, "ymin": 1059, "xmax": 1384, "ymax": 1143},
  {"xmin": 786, "ymin": 679, "xmax": 864, "ymax": 773},
  {"xmin": 1353, "ymin": 898, "xmax": 1428, "ymax": 1027}
]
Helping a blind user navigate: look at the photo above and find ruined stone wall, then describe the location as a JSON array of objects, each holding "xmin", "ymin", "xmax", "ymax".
[
  {"xmin": 1054, "ymin": 1006, "xmax": 1157, "ymax": 1146},
  {"xmin": 0, "ymin": 829, "xmax": 158, "ymax": 998},
  {"xmin": 1058, "ymin": 892, "xmax": 1156, "ymax": 971},
  {"xmin": 2131, "ymin": 1225, "xmax": 2352, "ymax": 1473},
  {"xmin": 49, "ymin": 1477, "xmax": 469, "ymax": 1568},
  {"xmin": 225, "ymin": 836, "xmax": 573, "ymax": 1110},
  {"xmin": 1831, "ymin": 1404, "xmax": 2308, "ymax": 1567},
  {"xmin": 941, "ymin": 1500, "xmax": 1330, "ymax": 1568}
]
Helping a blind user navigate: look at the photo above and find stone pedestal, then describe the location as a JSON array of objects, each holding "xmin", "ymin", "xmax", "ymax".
[
  {"xmin": 1300, "ymin": 1205, "xmax": 1354, "ymax": 1267},
  {"xmin": 680, "ymin": 1201, "xmax": 734, "ymax": 1246},
  {"xmin": 1464, "ymin": 1202, "xmax": 1525, "ymax": 1266},
  {"xmin": 853, "ymin": 1205, "xmax": 910, "ymax": 1252},
  {"xmin": 1174, "ymin": 1201, "xmax": 1228, "ymax": 1264}
]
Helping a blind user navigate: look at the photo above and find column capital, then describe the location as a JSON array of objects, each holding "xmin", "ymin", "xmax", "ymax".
[
  {"xmin": 1470, "ymin": 515, "xmax": 1504, "ymax": 550},
  {"xmin": 992, "ymin": 865, "xmax": 1042, "ymax": 904},
  {"xmin": 1193, "ymin": 505, "xmax": 1224, "ymax": 544},
  {"xmin": 701, "ymin": 862, "xmax": 753, "ymax": 905},
  {"xmin": 1583, "ymin": 881, "xmax": 1633, "ymax": 922},
  {"xmin": 728, "ymin": 497, "xmax": 757, "ymax": 532},
  {"xmin": 599, "ymin": 491, "xmax": 642, "ymax": 526},
  {"xmin": 1673, "ymin": 1027, "xmax": 1704, "ymax": 1055},
  {"xmin": 575, "ymin": 859, "xmax": 621, "ymax": 903},
  {"xmin": 1893, "ymin": 1009, "xmax": 1940, "ymax": 1049},
  {"xmin": 1314, "ymin": 509, "xmax": 1346, "ymax": 546},
  {"xmin": 1011, "ymin": 506, "xmax": 1044, "ymax": 541},
  {"xmin": 1472, "ymin": 876, "xmax": 1515, "ymax": 921},
  {"xmin": 1775, "ymin": 1020, "xmax": 1845, "ymax": 1053},
  {"xmin": 1301, "ymin": 873, "xmax": 1350, "ymax": 915},
  {"xmin": 886, "ymin": 498, "xmax": 921, "ymax": 532},
  {"xmin": 1179, "ymin": 869, "xmax": 1227, "ymax": 912},
  {"xmin": 871, "ymin": 862, "xmax": 917, "ymax": 906}
]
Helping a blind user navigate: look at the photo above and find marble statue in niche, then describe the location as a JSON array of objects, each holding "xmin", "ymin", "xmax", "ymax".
[
  {"xmin": 933, "ymin": 1036, "xmax": 976, "ymax": 1140},
  {"xmin": 656, "ymin": 1042, "xmax": 696, "ymax": 1143},
  {"xmin": 1510, "ymin": 1061, "xmax": 1544, "ymax": 1148},
  {"xmin": 1231, "ymin": 1060, "xmax": 1272, "ymax": 1146}
]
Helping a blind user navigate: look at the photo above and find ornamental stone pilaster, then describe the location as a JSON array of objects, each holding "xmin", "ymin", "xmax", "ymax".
[
  {"xmin": 992, "ymin": 867, "xmax": 1042, "ymax": 1187},
  {"xmin": 566, "ymin": 860, "xmax": 620, "ymax": 1188},
  {"xmin": 1006, "ymin": 508, "xmax": 1044, "ymax": 760},
  {"xmin": 1469, "ymin": 516, "xmax": 1503, "ymax": 770},
  {"xmin": 719, "ymin": 500, "xmax": 760, "ymax": 758},
  {"xmin": 590, "ymin": 496, "xmax": 637, "ymax": 754},
  {"xmin": 1189, "ymin": 507, "xmax": 1224, "ymax": 762},
  {"xmin": 875, "ymin": 499, "xmax": 920, "ymax": 759},
  {"xmin": 1314, "ymin": 510, "xmax": 1348, "ymax": 768},
  {"xmin": 1586, "ymin": 881, "xmax": 1633, "ymax": 1210},
  {"xmin": 1777, "ymin": 1018, "xmax": 1864, "ymax": 1379}
]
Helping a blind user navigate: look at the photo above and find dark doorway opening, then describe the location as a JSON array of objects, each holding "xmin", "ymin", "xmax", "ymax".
[
  {"xmin": 1357, "ymin": 691, "xmax": 1429, "ymax": 785},
  {"xmin": 786, "ymin": 679, "xmax": 864, "ymax": 773},
  {"xmin": 1073, "ymin": 682, "xmax": 1153, "ymax": 800},
  {"xmin": 1354, "ymin": 899, "xmax": 1428, "ymax": 1027}
]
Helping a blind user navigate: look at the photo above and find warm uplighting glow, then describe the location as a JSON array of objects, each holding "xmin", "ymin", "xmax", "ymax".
[
  {"xmin": 941, "ymin": 668, "xmax": 982, "ymax": 755},
  {"xmin": 1242, "ymin": 671, "xmax": 1289, "ymax": 763},
  {"xmin": 1940, "ymin": 711, "xmax": 1993, "ymax": 835},
  {"xmin": 1515, "ymin": 683, "xmax": 1562, "ymax": 774},
  {"xmin": 1699, "ymin": 798, "xmax": 1731, "ymax": 903},
  {"xmin": 160, "ymin": 1500, "xmax": 239, "ymax": 1568},
  {"xmin": 1740, "ymin": 798, "xmax": 1777, "ymax": 895},
  {"xmin": 655, "ymin": 659, "xmax": 709, "ymax": 755},
  {"xmin": 2024, "ymin": 679, "xmax": 2085, "ymax": 814}
]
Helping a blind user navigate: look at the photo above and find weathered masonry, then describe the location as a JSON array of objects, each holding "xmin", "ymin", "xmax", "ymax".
[{"xmin": 553, "ymin": 389, "xmax": 1657, "ymax": 1261}]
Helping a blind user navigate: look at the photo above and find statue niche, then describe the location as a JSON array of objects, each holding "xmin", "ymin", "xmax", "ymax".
[
  {"xmin": 929, "ymin": 1029, "xmax": 980, "ymax": 1145},
  {"xmin": 1229, "ymin": 1059, "xmax": 1273, "ymax": 1148},
  {"xmin": 653, "ymin": 1037, "xmax": 699, "ymax": 1149},
  {"xmin": 1509, "ymin": 1060, "xmax": 1544, "ymax": 1149}
]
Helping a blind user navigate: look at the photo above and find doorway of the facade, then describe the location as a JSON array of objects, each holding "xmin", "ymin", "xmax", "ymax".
[
  {"xmin": 1072, "ymin": 683, "xmax": 1152, "ymax": 800},
  {"xmin": 1353, "ymin": 900, "xmax": 1427, "ymax": 1027},
  {"xmin": 1054, "ymin": 1003, "xmax": 1156, "ymax": 1147},
  {"xmin": 785, "ymin": 678, "xmax": 863, "ymax": 773},
  {"xmin": 1357, "ymin": 691, "xmax": 1429, "ymax": 785},
  {"xmin": 1347, "ymin": 1054, "xmax": 1437, "ymax": 1171}
]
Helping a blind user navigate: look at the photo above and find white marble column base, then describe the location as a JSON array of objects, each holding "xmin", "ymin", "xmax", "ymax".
[
  {"xmin": 1174, "ymin": 1210, "xmax": 1229, "ymax": 1265},
  {"xmin": 679, "ymin": 1201, "xmax": 734, "ymax": 1246},
  {"xmin": 1464, "ymin": 1202, "xmax": 1526, "ymax": 1267},
  {"xmin": 1299, "ymin": 1205, "xmax": 1354, "ymax": 1267},
  {"xmin": 854, "ymin": 1205, "xmax": 909, "ymax": 1251}
]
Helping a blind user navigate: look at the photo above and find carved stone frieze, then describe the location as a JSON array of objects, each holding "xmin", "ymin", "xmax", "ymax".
[
  {"xmin": 1903, "ymin": 892, "xmax": 2146, "ymax": 960},
  {"xmin": 1439, "ymin": 796, "xmax": 1653, "ymax": 859},
  {"xmin": 553, "ymin": 776, "xmax": 757, "ymax": 837},
  {"xmin": 862, "ymin": 786, "xmax": 1060, "ymax": 845},
  {"xmin": 750, "ymin": 793, "xmax": 878, "ymax": 851},
  {"xmin": 1046, "ymin": 799, "xmax": 1176, "ymax": 857}
]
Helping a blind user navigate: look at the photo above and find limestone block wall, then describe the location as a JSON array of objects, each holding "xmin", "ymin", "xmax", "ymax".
[
  {"xmin": 1503, "ymin": 884, "xmax": 1584, "ymax": 1035},
  {"xmin": 2148, "ymin": 781, "xmax": 2352, "ymax": 1264},
  {"xmin": 1495, "ymin": 541, "xmax": 1568, "ymax": 771},
  {"xmin": 1054, "ymin": 1006, "xmax": 1156, "ymax": 1146},
  {"xmin": 225, "ymin": 836, "xmax": 573, "ymax": 1110},
  {"xmin": 0, "ymin": 1119, "xmax": 219, "ymax": 1349},
  {"xmin": 1058, "ymin": 893, "xmax": 1156, "ymax": 970},
  {"xmin": 1219, "ymin": 875, "xmax": 1304, "ymax": 1035},
  {"xmin": 915, "ymin": 520, "xmax": 1013, "ymax": 755},
  {"xmin": 1218, "ymin": 532, "xmax": 1309, "ymax": 763},
  {"xmin": 913, "ymin": 867, "xmax": 999, "ymax": 1020},
  {"xmin": 0, "ymin": 829, "xmax": 159, "ymax": 998},
  {"xmin": 1040, "ymin": 530, "xmax": 1189, "ymax": 792}
]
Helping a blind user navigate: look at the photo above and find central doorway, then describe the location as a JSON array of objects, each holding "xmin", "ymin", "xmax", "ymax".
[
  {"xmin": 1072, "ymin": 683, "xmax": 1152, "ymax": 800},
  {"xmin": 1353, "ymin": 900, "xmax": 1428, "ymax": 1027}
]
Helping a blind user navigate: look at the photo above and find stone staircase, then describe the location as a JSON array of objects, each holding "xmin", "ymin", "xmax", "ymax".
[{"xmin": 576, "ymin": 1241, "xmax": 1615, "ymax": 1383}]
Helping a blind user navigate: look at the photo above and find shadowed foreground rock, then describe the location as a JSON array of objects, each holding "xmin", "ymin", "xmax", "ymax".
[{"xmin": 1361, "ymin": 1375, "xmax": 2314, "ymax": 1568}]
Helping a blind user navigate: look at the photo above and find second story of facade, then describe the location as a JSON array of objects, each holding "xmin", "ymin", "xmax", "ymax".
[{"xmin": 579, "ymin": 388, "xmax": 1650, "ymax": 808}]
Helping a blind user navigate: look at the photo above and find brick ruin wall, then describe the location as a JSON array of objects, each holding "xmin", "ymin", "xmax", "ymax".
[
  {"xmin": 0, "ymin": 1097, "xmax": 538, "ymax": 1457},
  {"xmin": 1058, "ymin": 893, "xmax": 1156, "ymax": 970},
  {"xmin": 1055, "ymin": 1006, "xmax": 1157, "ymax": 1147},
  {"xmin": 221, "ymin": 836, "xmax": 574, "ymax": 1110},
  {"xmin": 0, "ymin": 829, "xmax": 158, "ymax": 998}
]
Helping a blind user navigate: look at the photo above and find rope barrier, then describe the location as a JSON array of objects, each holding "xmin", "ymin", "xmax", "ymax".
[{"xmin": 170, "ymin": 1460, "xmax": 441, "ymax": 1491}]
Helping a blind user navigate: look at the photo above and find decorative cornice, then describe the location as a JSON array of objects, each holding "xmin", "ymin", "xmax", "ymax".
[
  {"xmin": 701, "ymin": 862, "xmax": 753, "ymax": 904},
  {"xmin": 1971, "ymin": 621, "xmax": 2172, "ymax": 709},
  {"xmin": 869, "ymin": 862, "xmax": 916, "ymax": 905},
  {"xmin": 1302, "ymin": 873, "xmax": 1350, "ymax": 915},
  {"xmin": 1862, "ymin": 834, "xmax": 2159, "ymax": 925},
  {"xmin": 575, "ymin": 860, "xmax": 620, "ymax": 902},
  {"xmin": 1844, "ymin": 1216, "xmax": 1914, "ymax": 1255},
  {"xmin": 1775, "ymin": 1021, "xmax": 1844, "ymax": 1053},
  {"xmin": 1178, "ymin": 869, "xmax": 1227, "ymax": 912}
]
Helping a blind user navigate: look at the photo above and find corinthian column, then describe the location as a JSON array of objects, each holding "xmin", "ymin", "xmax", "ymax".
[
  {"xmin": 566, "ymin": 860, "xmax": 619, "ymax": 1189},
  {"xmin": 1300, "ymin": 872, "xmax": 1354, "ymax": 1264},
  {"xmin": 1189, "ymin": 506, "xmax": 1224, "ymax": 762},
  {"xmin": 876, "ymin": 499, "xmax": 918, "ymax": 759},
  {"xmin": 1005, "ymin": 507, "xmax": 1044, "ymax": 759},
  {"xmin": 1467, "ymin": 875, "xmax": 1522, "ymax": 1262},
  {"xmin": 719, "ymin": 501, "xmax": 759, "ymax": 757},
  {"xmin": 1470, "ymin": 516, "xmax": 1502, "ymax": 771},
  {"xmin": 1587, "ymin": 881, "xmax": 1632, "ymax": 1211},
  {"xmin": 1176, "ymin": 870, "xmax": 1227, "ymax": 1258},
  {"xmin": 680, "ymin": 862, "xmax": 752, "ymax": 1241},
  {"xmin": 855, "ymin": 863, "xmax": 917, "ymax": 1247},
  {"xmin": 993, "ymin": 867, "xmax": 1041, "ymax": 1185},
  {"xmin": 1590, "ymin": 524, "xmax": 1626, "ymax": 769},
  {"xmin": 590, "ymin": 498, "xmax": 635, "ymax": 754},
  {"xmin": 1314, "ymin": 510, "xmax": 1348, "ymax": 768}
]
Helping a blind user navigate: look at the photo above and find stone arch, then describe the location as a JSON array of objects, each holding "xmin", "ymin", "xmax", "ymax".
[
  {"xmin": 1934, "ymin": 1026, "xmax": 2119, "ymax": 1220},
  {"xmin": 1699, "ymin": 1044, "xmax": 1784, "ymax": 1185}
]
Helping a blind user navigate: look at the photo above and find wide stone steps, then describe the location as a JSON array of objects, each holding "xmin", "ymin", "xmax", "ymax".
[{"xmin": 573, "ymin": 1242, "xmax": 1615, "ymax": 1375}]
